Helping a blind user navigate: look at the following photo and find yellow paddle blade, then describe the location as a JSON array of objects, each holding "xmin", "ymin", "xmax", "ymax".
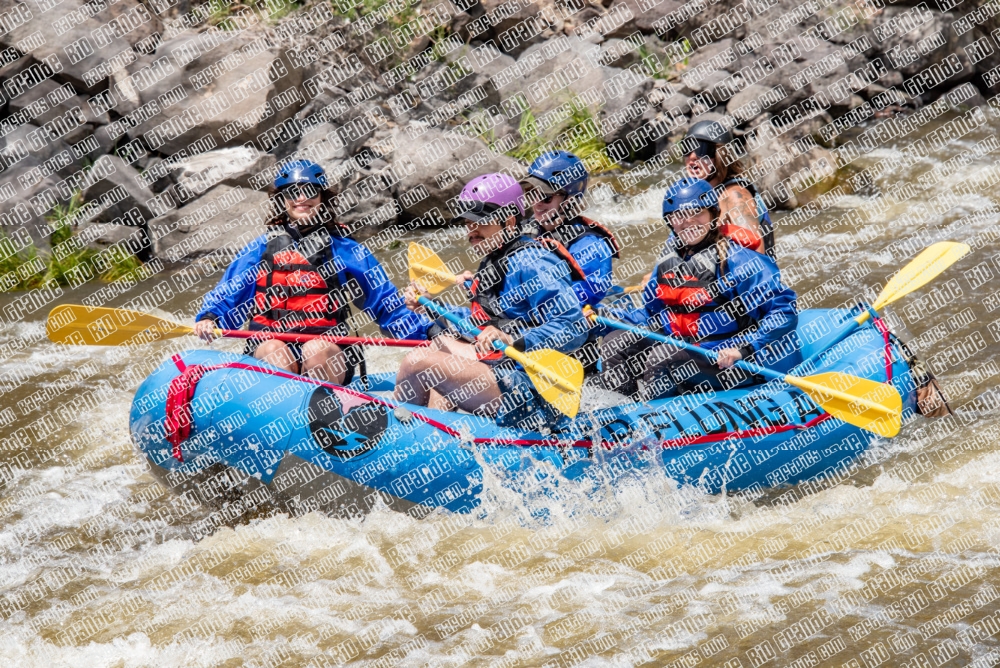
[
  {"xmin": 408, "ymin": 242, "xmax": 456, "ymax": 294},
  {"xmin": 784, "ymin": 371, "xmax": 902, "ymax": 438},
  {"xmin": 46, "ymin": 304, "xmax": 193, "ymax": 346},
  {"xmin": 505, "ymin": 347, "xmax": 584, "ymax": 419},
  {"xmin": 857, "ymin": 242, "xmax": 970, "ymax": 324}
]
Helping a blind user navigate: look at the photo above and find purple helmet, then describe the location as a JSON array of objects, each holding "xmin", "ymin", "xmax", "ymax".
[{"xmin": 452, "ymin": 173, "xmax": 525, "ymax": 223}]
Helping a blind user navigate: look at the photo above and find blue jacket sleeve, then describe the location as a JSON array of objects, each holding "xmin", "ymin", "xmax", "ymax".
[
  {"xmin": 720, "ymin": 246, "xmax": 798, "ymax": 354},
  {"xmin": 640, "ymin": 270, "xmax": 666, "ymax": 330},
  {"xmin": 567, "ymin": 234, "xmax": 615, "ymax": 307},
  {"xmin": 195, "ymin": 237, "xmax": 266, "ymax": 330},
  {"xmin": 336, "ymin": 238, "xmax": 434, "ymax": 340},
  {"xmin": 503, "ymin": 248, "xmax": 589, "ymax": 353}
]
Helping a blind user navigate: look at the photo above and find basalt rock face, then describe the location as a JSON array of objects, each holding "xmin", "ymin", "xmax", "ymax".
[
  {"xmin": 0, "ymin": 0, "xmax": 161, "ymax": 93},
  {"xmin": 118, "ymin": 30, "xmax": 306, "ymax": 155},
  {"xmin": 386, "ymin": 125, "xmax": 521, "ymax": 220},
  {"xmin": 0, "ymin": 0, "xmax": 993, "ymax": 263}
]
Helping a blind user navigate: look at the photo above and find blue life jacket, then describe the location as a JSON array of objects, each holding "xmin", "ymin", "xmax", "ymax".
[
  {"xmin": 457, "ymin": 234, "xmax": 588, "ymax": 354},
  {"xmin": 534, "ymin": 216, "xmax": 620, "ymax": 307}
]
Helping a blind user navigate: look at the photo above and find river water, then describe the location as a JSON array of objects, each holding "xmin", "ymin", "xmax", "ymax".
[{"xmin": 1, "ymin": 113, "xmax": 999, "ymax": 667}]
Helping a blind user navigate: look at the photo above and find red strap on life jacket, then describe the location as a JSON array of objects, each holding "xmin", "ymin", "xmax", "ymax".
[
  {"xmin": 656, "ymin": 280, "xmax": 714, "ymax": 310},
  {"xmin": 536, "ymin": 238, "xmax": 587, "ymax": 283},
  {"xmin": 580, "ymin": 216, "xmax": 621, "ymax": 258},
  {"xmin": 668, "ymin": 311, "xmax": 700, "ymax": 337}
]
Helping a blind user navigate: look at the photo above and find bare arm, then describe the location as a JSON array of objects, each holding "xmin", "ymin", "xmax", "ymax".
[{"xmin": 718, "ymin": 185, "xmax": 763, "ymax": 241}]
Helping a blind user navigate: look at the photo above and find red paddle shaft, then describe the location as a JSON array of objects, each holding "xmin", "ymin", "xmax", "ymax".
[{"xmin": 217, "ymin": 329, "xmax": 430, "ymax": 348}]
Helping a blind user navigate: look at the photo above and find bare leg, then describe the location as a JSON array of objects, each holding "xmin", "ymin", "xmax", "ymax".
[
  {"xmin": 300, "ymin": 340, "xmax": 347, "ymax": 384},
  {"xmin": 425, "ymin": 336, "xmax": 479, "ymax": 410},
  {"xmin": 395, "ymin": 349, "xmax": 502, "ymax": 415},
  {"xmin": 253, "ymin": 340, "xmax": 299, "ymax": 373},
  {"xmin": 428, "ymin": 390, "xmax": 457, "ymax": 412},
  {"xmin": 431, "ymin": 335, "xmax": 479, "ymax": 359}
]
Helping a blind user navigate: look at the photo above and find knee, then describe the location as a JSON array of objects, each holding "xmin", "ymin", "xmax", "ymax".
[
  {"xmin": 648, "ymin": 344, "xmax": 686, "ymax": 367},
  {"xmin": 254, "ymin": 340, "xmax": 289, "ymax": 360},
  {"xmin": 398, "ymin": 351, "xmax": 429, "ymax": 377},
  {"xmin": 301, "ymin": 339, "xmax": 341, "ymax": 359}
]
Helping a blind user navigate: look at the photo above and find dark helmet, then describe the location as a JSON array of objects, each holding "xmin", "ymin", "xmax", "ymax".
[
  {"xmin": 521, "ymin": 150, "xmax": 589, "ymax": 199},
  {"xmin": 274, "ymin": 160, "xmax": 328, "ymax": 189},
  {"xmin": 685, "ymin": 120, "xmax": 733, "ymax": 145},
  {"xmin": 662, "ymin": 177, "xmax": 719, "ymax": 219}
]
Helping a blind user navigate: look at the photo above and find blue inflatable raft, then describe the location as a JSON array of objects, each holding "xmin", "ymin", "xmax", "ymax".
[{"xmin": 130, "ymin": 309, "xmax": 918, "ymax": 518}]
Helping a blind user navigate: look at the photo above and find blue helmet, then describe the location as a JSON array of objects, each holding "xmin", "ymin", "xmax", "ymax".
[
  {"xmin": 522, "ymin": 150, "xmax": 588, "ymax": 198},
  {"xmin": 274, "ymin": 160, "xmax": 328, "ymax": 189},
  {"xmin": 662, "ymin": 177, "xmax": 719, "ymax": 219}
]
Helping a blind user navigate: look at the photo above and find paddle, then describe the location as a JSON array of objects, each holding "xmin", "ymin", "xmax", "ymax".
[
  {"xmin": 588, "ymin": 313, "xmax": 902, "ymax": 438},
  {"xmin": 856, "ymin": 241, "xmax": 970, "ymax": 324},
  {"xmin": 408, "ymin": 242, "xmax": 460, "ymax": 294},
  {"xmin": 796, "ymin": 241, "xmax": 970, "ymax": 372},
  {"xmin": 417, "ymin": 297, "xmax": 584, "ymax": 419},
  {"xmin": 45, "ymin": 305, "xmax": 431, "ymax": 348}
]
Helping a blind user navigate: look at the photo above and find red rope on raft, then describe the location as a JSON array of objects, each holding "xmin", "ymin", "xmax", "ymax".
[
  {"xmin": 162, "ymin": 356, "xmax": 837, "ymax": 460},
  {"xmin": 164, "ymin": 359, "xmax": 208, "ymax": 462},
  {"xmin": 871, "ymin": 316, "xmax": 894, "ymax": 383},
  {"xmin": 165, "ymin": 355, "xmax": 461, "ymax": 461}
]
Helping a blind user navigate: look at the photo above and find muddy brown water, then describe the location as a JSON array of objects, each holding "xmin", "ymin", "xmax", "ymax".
[{"xmin": 1, "ymin": 114, "xmax": 1000, "ymax": 666}]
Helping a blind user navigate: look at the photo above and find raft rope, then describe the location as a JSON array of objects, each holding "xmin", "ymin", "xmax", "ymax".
[
  {"xmin": 164, "ymin": 354, "xmax": 847, "ymax": 461},
  {"xmin": 872, "ymin": 315, "xmax": 894, "ymax": 383},
  {"xmin": 166, "ymin": 354, "xmax": 465, "ymax": 462},
  {"xmin": 164, "ymin": 363, "xmax": 209, "ymax": 462}
]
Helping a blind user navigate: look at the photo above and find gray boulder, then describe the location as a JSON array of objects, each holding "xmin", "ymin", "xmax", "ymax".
[
  {"xmin": 607, "ymin": 0, "xmax": 686, "ymax": 37},
  {"xmin": 744, "ymin": 113, "xmax": 838, "ymax": 210},
  {"xmin": 81, "ymin": 154, "xmax": 166, "ymax": 223},
  {"xmin": 122, "ymin": 30, "xmax": 305, "ymax": 154},
  {"xmin": 169, "ymin": 147, "xmax": 277, "ymax": 197},
  {"xmin": 148, "ymin": 185, "xmax": 271, "ymax": 261},
  {"xmin": 294, "ymin": 86, "xmax": 385, "ymax": 175},
  {"xmin": 0, "ymin": 0, "xmax": 161, "ymax": 92},
  {"xmin": 466, "ymin": 0, "xmax": 544, "ymax": 56},
  {"xmin": 0, "ymin": 123, "xmax": 85, "ymax": 249},
  {"xmin": 872, "ymin": 7, "xmax": 973, "ymax": 80},
  {"xmin": 6, "ymin": 78, "xmax": 108, "ymax": 147},
  {"xmin": 8, "ymin": 79, "xmax": 109, "ymax": 127},
  {"xmin": 388, "ymin": 125, "xmax": 520, "ymax": 218},
  {"xmin": 512, "ymin": 36, "xmax": 655, "ymax": 146}
]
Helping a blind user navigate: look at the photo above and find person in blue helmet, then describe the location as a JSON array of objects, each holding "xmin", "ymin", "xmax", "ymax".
[
  {"xmin": 682, "ymin": 119, "xmax": 775, "ymax": 258},
  {"xmin": 520, "ymin": 151, "xmax": 620, "ymax": 306},
  {"xmin": 600, "ymin": 177, "xmax": 800, "ymax": 400},
  {"xmin": 396, "ymin": 173, "xmax": 588, "ymax": 430},
  {"xmin": 520, "ymin": 151, "xmax": 620, "ymax": 375},
  {"xmin": 193, "ymin": 160, "xmax": 433, "ymax": 383}
]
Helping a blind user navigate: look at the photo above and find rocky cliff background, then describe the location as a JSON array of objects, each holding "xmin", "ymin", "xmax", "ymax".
[{"xmin": 0, "ymin": 0, "xmax": 994, "ymax": 273}]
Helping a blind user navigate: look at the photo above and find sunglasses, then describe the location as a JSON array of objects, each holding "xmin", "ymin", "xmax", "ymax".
[
  {"xmin": 690, "ymin": 140, "xmax": 717, "ymax": 160},
  {"xmin": 280, "ymin": 184, "xmax": 321, "ymax": 201}
]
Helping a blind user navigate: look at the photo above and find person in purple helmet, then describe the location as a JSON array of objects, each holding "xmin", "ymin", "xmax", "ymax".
[{"xmin": 395, "ymin": 173, "xmax": 588, "ymax": 429}]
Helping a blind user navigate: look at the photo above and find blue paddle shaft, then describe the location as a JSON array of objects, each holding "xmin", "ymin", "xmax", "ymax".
[
  {"xmin": 593, "ymin": 315, "xmax": 785, "ymax": 383},
  {"xmin": 418, "ymin": 297, "xmax": 504, "ymax": 351}
]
